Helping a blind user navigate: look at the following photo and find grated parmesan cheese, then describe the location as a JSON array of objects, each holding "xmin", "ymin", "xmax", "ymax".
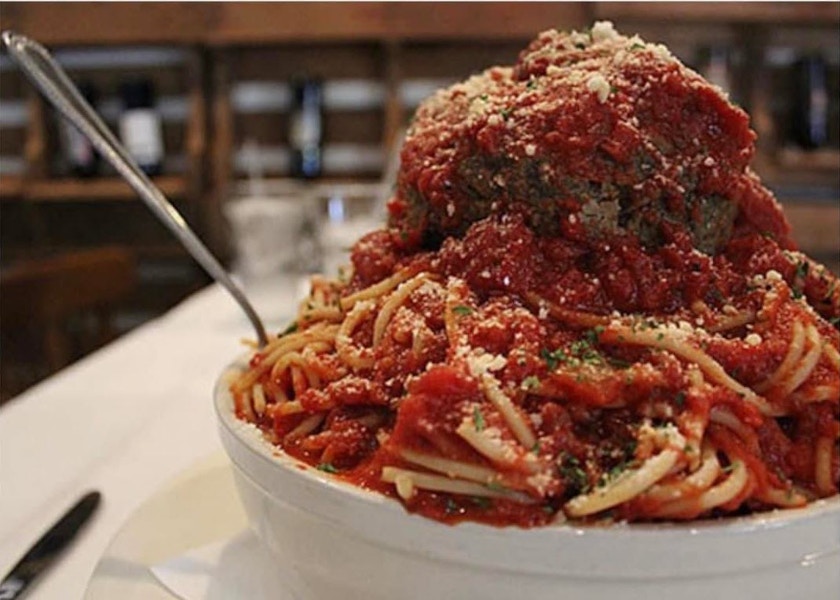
[
  {"xmin": 586, "ymin": 73, "xmax": 611, "ymax": 103},
  {"xmin": 467, "ymin": 352, "xmax": 507, "ymax": 377},
  {"xmin": 591, "ymin": 21, "xmax": 619, "ymax": 43},
  {"xmin": 745, "ymin": 333, "xmax": 762, "ymax": 346}
]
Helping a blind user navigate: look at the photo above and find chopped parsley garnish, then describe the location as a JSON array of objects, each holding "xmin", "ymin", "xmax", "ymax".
[
  {"xmin": 452, "ymin": 305, "xmax": 473, "ymax": 316},
  {"xmin": 599, "ymin": 460, "xmax": 633, "ymax": 487},
  {"xmin": 541, "ymin": 347, "xmax": 567, "ymax": 371},
  {"xmin": 500, "ymin": 107, "xmax": 511, "ymax": 120},
  {"xmin": 822, "ymin": 279, "xmax": 836, "ymax": 302},
  {"xmin": 471, "ymin": 496, "xmax": 493, "ymax": 509},
  {"xmin": 316, "ymin": 463, "xmax": 338, "ymax": 474},
  {"xmin": 595, "ymin": 439, "xmax": 638, "ymax": 487},
  {"xmin": 444, "ymin": 498, "xmax": 461, "ymax": 515},
  {"xmin": 583, "ymin": 325, "xmax": 604, "ymax": 345},
  {"xmin": 630, "ymin": 42, "xmax": 645, "ymax": 51},
  {"xmin": 607, "ymin": 356, "xmax": 632, "ymax": 369},
  {"xmin": 568, "ymin": 339, "xmax": 603, "ymax": 364},
  {"xmin": 794, "ymin": 260, "xmax": 810, "ymax": 281},
  {"xmin": 522, "ymin": 375, "xmax": 541, "ymax": 390},
  {"xmin": 472, "ymin": 406, "xmax": 486, "ymax": 432},
  {"xmin": 792, "ymin": 260, "xmax": 809, "ymax": 299},
  {"xmin": 558, "ymin": 454, "xmax": 589, "ymax": 494},
  {"xmin": 541, "ymin": 338, "xmax": 605, "ymax": 370},
  {"xmin": 674, "ymin": 390, "xmax": 686, "ymax": 409}
]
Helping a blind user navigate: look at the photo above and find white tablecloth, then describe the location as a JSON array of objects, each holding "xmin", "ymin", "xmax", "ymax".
[{"xmin": 0, "ymin": 279, "xmax": 302, "ymax": 599}]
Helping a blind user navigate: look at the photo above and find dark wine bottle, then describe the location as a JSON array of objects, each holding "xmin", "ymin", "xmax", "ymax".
[
  {"xmin": 59, "ymin": 80, "xmax": 100, "ymax": 177},
  {"xmin": 289, "ymin": 77, "xmax": 323, "ymax": 179},
  {"xmin": 791, "ymin": 55, "xmax": 829, "ymax": 150},
  {"xmin": 118, "ymin": 79, "xmax": 164, "ymax": 176}
]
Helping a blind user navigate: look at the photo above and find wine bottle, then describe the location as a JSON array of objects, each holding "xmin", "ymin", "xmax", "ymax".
[
  {"xmin": 118, "ymin": 79, "xmax": 164, "ymax": 176},
  {"xmin": 289, "ymin": 77, "xmax": 323, "ymax": 179},
  {"xmin": 791, "ymin": 54, "xmax": 829, "ymax": 150}
]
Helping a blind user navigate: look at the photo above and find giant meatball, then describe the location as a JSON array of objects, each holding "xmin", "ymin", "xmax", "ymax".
[{"xmin": 388, "ymin": 22, "xmax": 792, "ymax": 254}]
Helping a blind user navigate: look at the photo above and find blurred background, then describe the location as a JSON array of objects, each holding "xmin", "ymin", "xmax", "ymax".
[{"xmin": 0, "ymin": 2, "xmax": 838, "ymax": 401}]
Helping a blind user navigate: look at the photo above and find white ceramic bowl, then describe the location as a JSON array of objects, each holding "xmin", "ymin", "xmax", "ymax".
[{"xmin": 215, "ymin": 362, "xmax": 840, "ymax": 600}]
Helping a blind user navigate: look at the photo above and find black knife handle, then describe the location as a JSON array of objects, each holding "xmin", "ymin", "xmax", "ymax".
[{"xmin": 0, "ymin": 491, "xmax": 101, "ymax": 600}]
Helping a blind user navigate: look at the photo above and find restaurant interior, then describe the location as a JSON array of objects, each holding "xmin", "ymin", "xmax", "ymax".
[{"xmin": 1, "ymin": 1, "xmax": 838, "ymax": 403}]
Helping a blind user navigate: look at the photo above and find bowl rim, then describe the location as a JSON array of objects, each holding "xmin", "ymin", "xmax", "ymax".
[{"xmin": 214, "ymin": 358, "xmax": 840, "ymax": 537}]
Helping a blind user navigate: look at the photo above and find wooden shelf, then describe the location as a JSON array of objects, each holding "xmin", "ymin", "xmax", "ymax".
[
  {"xmin": 207, "ymin": 3, "xmax": 587, "ymax": 44},
  {"xmin": 14, "ymin": 175, "xmax": 188, "ymax": 203},
  {"xmin": 754, "ymin": 148, "xmax": 840, "ymax": 192},
  {"xmin": 0, "ymin": 3, "xmax": 587, "ymax": 46},
  {"xmin": 0, "ymin": 243, "xmax": 193, "ymax": 265},
  {"xmin": 776, "ymin": 148, "xmax": 840, "ymax": 173},
  {"xmin": 594, "ymin": 2, "xmax": 839, "ymax": 25},
  {"xmin": 4, "ymin": 3, "xmax": 837, "ymax": 47},
  {"xmin": 0, "ymin": 175, "xmax": 24, "ymax": 199},
  {"xmin": 0, "ymin": 2, "xmax": 212, "ymax": 46}
]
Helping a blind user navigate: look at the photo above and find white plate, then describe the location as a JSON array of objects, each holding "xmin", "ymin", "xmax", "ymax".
[{"xmin": 84, "ymin": 453, "xmax": 249, "ymax": 599}]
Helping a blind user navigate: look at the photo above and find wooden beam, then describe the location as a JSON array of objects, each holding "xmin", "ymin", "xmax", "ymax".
[
  {"xmin": 0, "ymin": 3, "xmax": 588, "ymax": 47},
  {"xmin": 0, "ymin": 2, "xmax": 215, "ymax": 46},
  {"xmin": 208, "ymin": 3, "xmax": 587, "ymax": 45},
  {"xmin": 593, "ymin": 2, "xmax": 840, "ymax": 25},
  {"xmin": 3, "ymin": 3, "xmax": 837, "ymax": 49}
]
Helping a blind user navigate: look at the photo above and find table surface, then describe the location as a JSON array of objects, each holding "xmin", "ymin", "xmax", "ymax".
[{"xmin": 0, "ymin": 277, "xmax": 305, "ymax": 599}]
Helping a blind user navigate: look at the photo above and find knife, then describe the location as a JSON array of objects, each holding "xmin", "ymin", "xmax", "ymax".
[{"xmin": 0, "ymin": 491, "xmax": 101, "ymax": 600}]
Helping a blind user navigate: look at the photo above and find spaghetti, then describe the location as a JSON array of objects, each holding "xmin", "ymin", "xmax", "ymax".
[{"xmin": 230, "ymin": 23, "xmax": 839, "ymax": 527}]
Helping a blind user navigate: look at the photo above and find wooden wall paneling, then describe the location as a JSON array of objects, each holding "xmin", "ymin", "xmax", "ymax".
[
  {"xmin": 0, "ymin": 2, "xmax": 588, "ymax": 47},
  {"xmin": 0, "ymin": 69, "xmax": 26, "ymax": 197},
  {"xmin": 23, "ymin": 88, "xmax": 47, "ymax": 179},
  {"xmin": 187, "ymin": 47, "xmax": 208, "ymax": 185},
  {"xmin": 0, "ymin": 128, "xmax": 25, "ymax": 161},
  {"xmin": 380, "ymin": 2, "xmax": 587, "ymax": 41},
  {"xmin": 207, "ymin": 3, "xmax": 389, "ymax": 45},
  {"xmin": 229, "ymin": 43, "xmax": 388, "ymax": 180},
  {"xmin": 0, "ymin": 2, "xmax": 214, "ymax": 46},
  {"xmin": 36, "ymin": 202, "xmax": 192, "ymax": 252},
  {"xmin": 738, "ymin": 24, "xmax": 773, "ymax": 152},
  {"xmin": 323, "ymin": 111, "xmax": 385, "ymax": 146},
  {"xmin": 0, "ymin": 202, "xmax": 48, "ymax": 262},
  {"xmin": 399, "ymin": 40, "xmax": 528, "ymax": 79},
  {"xmin": 183, "ymin": 46, "xmax": 208, "ymax": 230},
  {"xmin": 758, "ymin": 24, "xmax": 840, "ymax": 190},
  {"xmin": 208, "ymin": 48, "xmax": 234, "ymax": 259},
  {"xmin": 207, "ymin": 2, "xmax": 583, "ymax": 44},
  {"xmin": 592, "ymin": 2, "xmax": 840, "ymax": 25},
  {"xmin": 0, "ymin": 66, "xmax": 26, "ymax": 98},
  {"xmin": 381, "ymin": 40, "xmax": 404, "ymax": 160},
  {"xmin": 232, "ymin": 43, "xmax": 384, "ymax": 80}
]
